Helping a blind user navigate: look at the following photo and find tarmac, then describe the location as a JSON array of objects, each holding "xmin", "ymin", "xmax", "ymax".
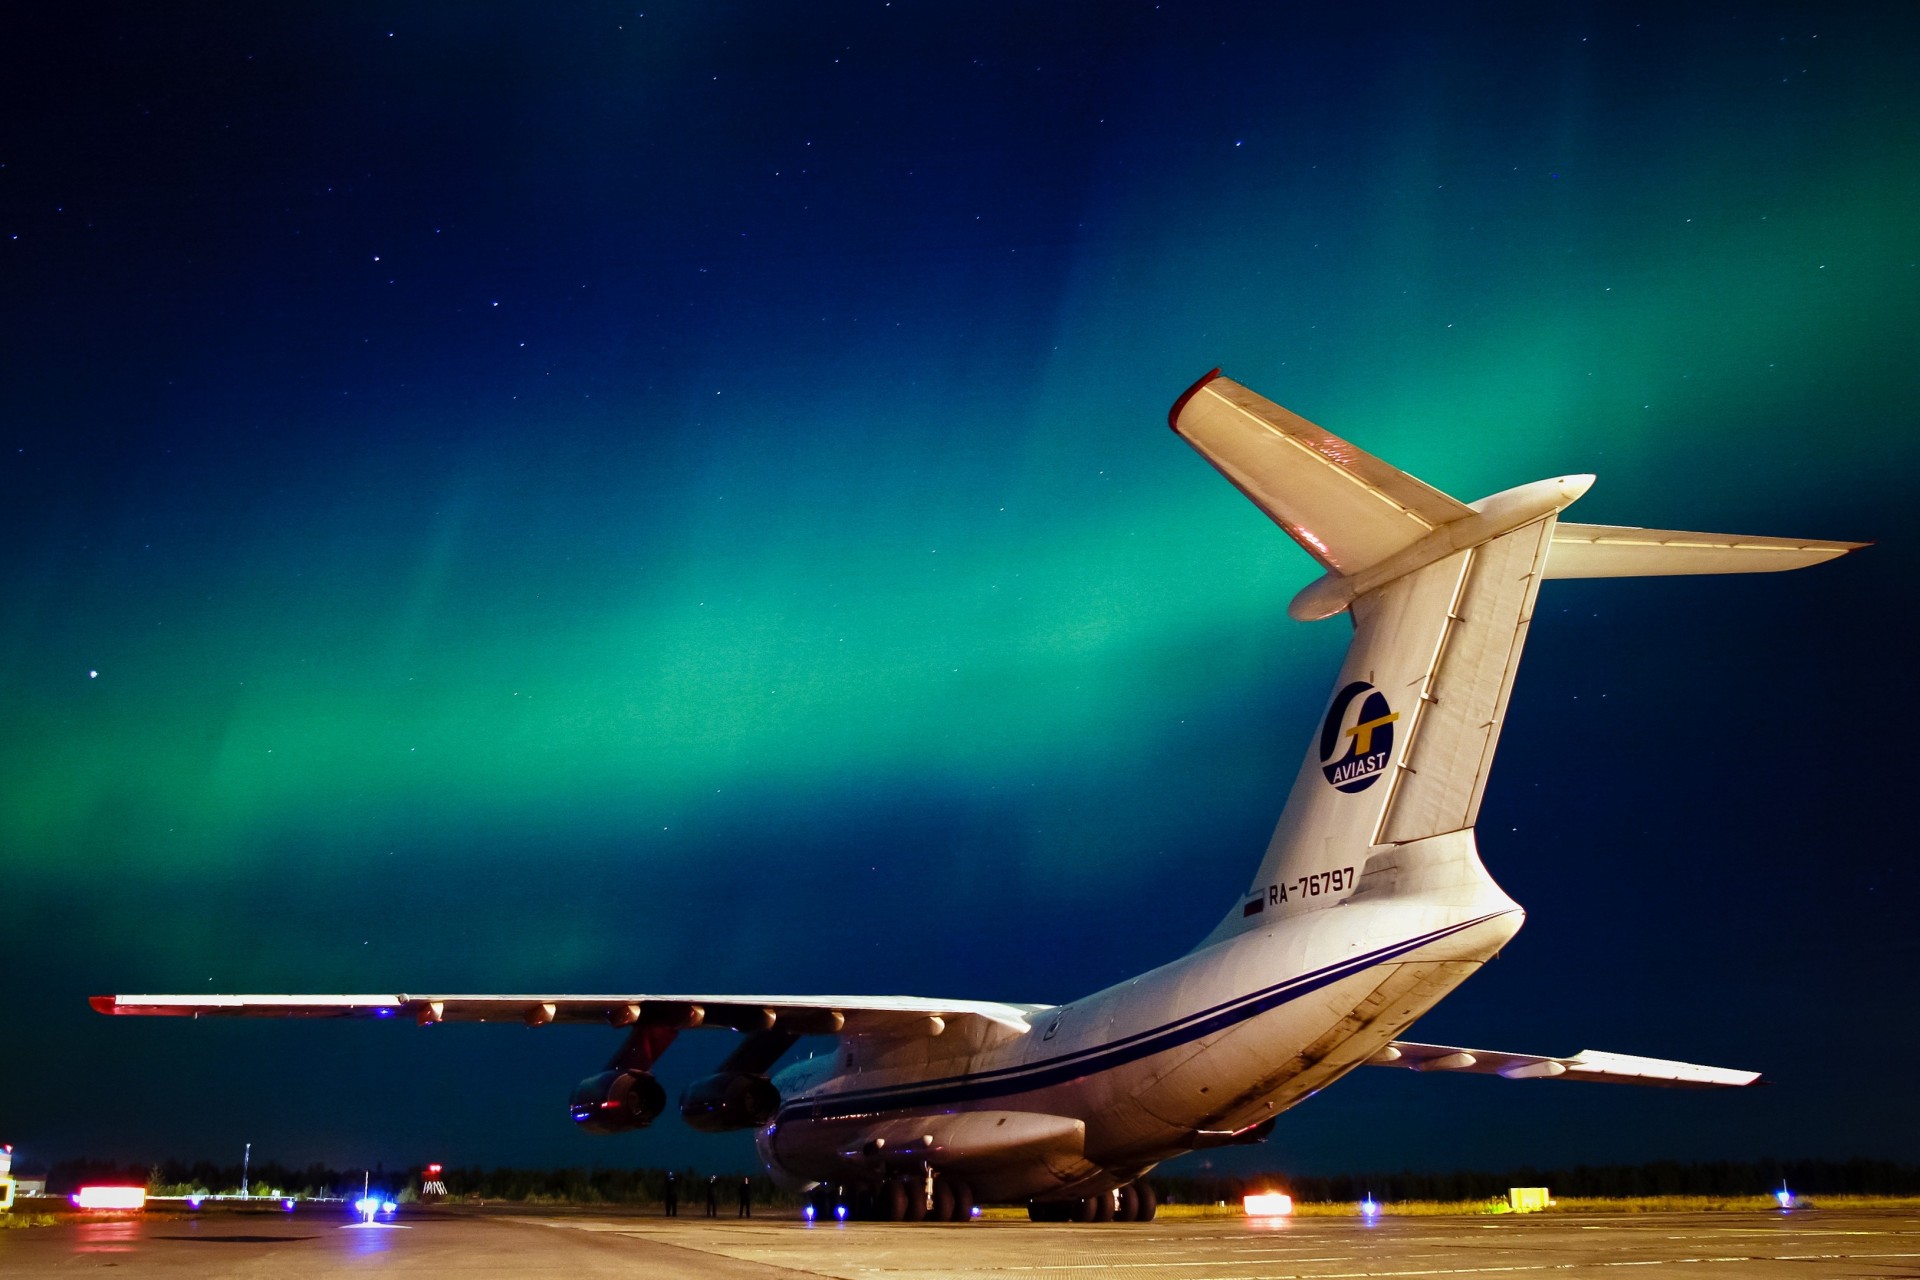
[{"xmin": 4, "ymin": 1204, "xmax": 1919, "ymax": 1278}]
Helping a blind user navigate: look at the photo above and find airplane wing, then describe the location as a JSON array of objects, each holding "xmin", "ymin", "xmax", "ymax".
[
  {"xmin": 1367, "ymin": 1040, "xmax": 1759, "ymax": 1088},
  {"xmin": 89, "ymin": 992, "xmax": 1041, "ymax": 1038}
]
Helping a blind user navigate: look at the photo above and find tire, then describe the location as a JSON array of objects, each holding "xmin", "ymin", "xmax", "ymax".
[
  {"xmin": 882, "ymin": 1180, "xmax": 909, "ymax": 1222},
  {"xmin": 950, "ymin": 1179, "xmax": 975, "ymax": 1222},
  {"xmin": 931, "ymin": 1180, "xmax": 955, "ymax": 1222},
  {"xmin": 1133, "ymin": 1182, "xmax": 1158, "ymax": 1222},
  {"xmin": 1073, "ymin": 1195, "xmax": 1098, "ymax": 1223},
  {"xmin": 1093, "ymin": 1191, "xmax": 1115, "ymax": 1223},
  {"xmin": 901, "ymin": 1176, "xmax": 927, "ymax": 1222},
  {"xmin": 1114, "ymin": 1185, "xmax": 1138, "ymax": 1222}
]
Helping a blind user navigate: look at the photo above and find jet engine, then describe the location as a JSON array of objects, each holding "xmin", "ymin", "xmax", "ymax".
[
  {"xmin": 568, "ymin": 1069, "xmax": 667, "ymax": 1133},
  {"xmin": 679, "ymin": 1071, "xmax": 780, "ymax": 1132}
]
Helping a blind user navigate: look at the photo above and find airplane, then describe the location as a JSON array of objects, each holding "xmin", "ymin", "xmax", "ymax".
[{"xmin": 94, "ymin": 371, "xmax": 1863, "ymax": 1223}]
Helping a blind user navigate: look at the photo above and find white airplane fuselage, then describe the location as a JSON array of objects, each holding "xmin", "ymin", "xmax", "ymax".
[{"xmin": 760, "ymin": 830, "xmax": 1521, "ymax": 1202}]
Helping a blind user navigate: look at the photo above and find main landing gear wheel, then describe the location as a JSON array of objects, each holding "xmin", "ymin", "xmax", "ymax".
[
  {"xmin": 1114, "ymin": 1185, "xmax": 1138, "ymax": 1221},
  {"xmin": 930, "ymin": 1179, "xmax": 960, "ymax": 1222},
  {"xmin": 900, "ymin": 1175, "xmax": 927, "ymax": 1222},
  {"xmin": 880, "ymin": 1179, "xmax": 910, "ymax": 1221},
  {"xmin": 949, "ymin": 1178, "xmax": 975, "ymax": 1222},
  {"xmin": 1132, "ymin": 1181, "xmax": 1158, "ymax": 1222}
]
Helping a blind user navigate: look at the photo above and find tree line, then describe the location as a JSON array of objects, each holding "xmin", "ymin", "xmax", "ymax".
[
  {"xmin": 29, "ymin": 1155, "xmax": 1920, "ymax": 1202},
  {"xmin": 1158, "ymin": 1157, "xmax": 1920, "ymax": 1204}
]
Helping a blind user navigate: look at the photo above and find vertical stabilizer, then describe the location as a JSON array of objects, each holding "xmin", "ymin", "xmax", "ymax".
[
  {"xmin": 1163, "ymin": 375, "xmax": 1564, "ymax": 948},
  {"xmin": 1172, "ymin": 371, "xmax": 1861, "ymax": 949}
]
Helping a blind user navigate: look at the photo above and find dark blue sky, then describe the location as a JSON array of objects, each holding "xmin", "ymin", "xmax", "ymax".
[{"xmin": 2, "ymin": 2, "xmax": 1915, "ymax": 1180}]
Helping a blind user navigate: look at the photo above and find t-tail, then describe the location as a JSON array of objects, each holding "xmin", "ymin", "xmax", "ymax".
[{"xmin": 1170, "ymin": 371, "xmax": 1863, "ymax": 948}]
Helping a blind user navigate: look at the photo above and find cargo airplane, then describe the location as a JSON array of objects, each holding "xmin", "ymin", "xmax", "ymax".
[{"xmin": 95, "ymin": 372, "xmax": 1862, "ymax": 1222}]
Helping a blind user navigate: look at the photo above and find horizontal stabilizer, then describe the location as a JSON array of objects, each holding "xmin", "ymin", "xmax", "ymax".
[
  {"xmin": 90, "ymin": 992, "xmax": 1040, "ymax": 1037},
  {"xmin": 1170, "ymin": 370, "xmax": 1473, "ymax": 574},
  {"xmin": 1547, "ymin": 523, "xmax": 1865, "ymax": 578},
  {"xmin": 1367, "ymin": 1039, "xmax": 1759, "ymax": 1088}
]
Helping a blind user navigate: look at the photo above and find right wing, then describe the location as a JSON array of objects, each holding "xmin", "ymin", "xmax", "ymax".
[
  {"xmin": 90, "ymin": 992, "xmax": 1043, "ymax": 1039},
  {"xmin": 1367, "ymin": 1039, "xmax": 1760, "ymax": 1088}
]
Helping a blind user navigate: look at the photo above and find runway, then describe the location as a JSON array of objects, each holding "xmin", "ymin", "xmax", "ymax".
[{"xmin": 4, "ymin": 1206, "xmax": 1919, "ymax": 1278}]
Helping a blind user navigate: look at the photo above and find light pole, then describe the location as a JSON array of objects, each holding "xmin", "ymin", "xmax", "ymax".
[{"xmin": 241, "ymin": 1142, "xmax": 251, "ymax": 1199}]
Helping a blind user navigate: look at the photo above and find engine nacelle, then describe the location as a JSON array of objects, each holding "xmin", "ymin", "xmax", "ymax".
[
  {"xmin": 568, "ymin": 1069, "xmax": 667, "ymax": 1133},
  {"xmin": 679, "ymin": 1071, "xmax": 780, "ymax": 1133}
]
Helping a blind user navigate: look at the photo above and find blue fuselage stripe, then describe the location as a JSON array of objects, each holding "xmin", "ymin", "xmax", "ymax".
[{"xmin": 778, "ymin": 912, "xmax": 1505, "ymax": 1123}]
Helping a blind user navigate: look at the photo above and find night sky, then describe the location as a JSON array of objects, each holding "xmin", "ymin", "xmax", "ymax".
[{"xmin": 3, "ymin": 3, "xmax": 1916, "ymax": 1181}]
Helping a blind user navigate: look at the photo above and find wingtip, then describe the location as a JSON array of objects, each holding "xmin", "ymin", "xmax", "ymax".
[
  {"xmin": 89, "ymin": 995, "xmax": 117, "ymax": 1015},
  {"xmin": 1168, "ymin": 368, "xmax": 1223, "ymax": 432}
]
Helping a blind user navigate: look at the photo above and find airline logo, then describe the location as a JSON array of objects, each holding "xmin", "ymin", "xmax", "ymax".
[{"xmin": 1319, "ymin": 681, "xmax": 1399, "ymax": 793}]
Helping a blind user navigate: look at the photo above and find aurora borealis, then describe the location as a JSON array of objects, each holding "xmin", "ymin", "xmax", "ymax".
[{"xmin": 3, "ymin": 3, "xmax": 1916, "ymax": 1176}]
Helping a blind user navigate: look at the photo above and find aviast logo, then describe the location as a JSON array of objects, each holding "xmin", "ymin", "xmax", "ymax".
[{"xmin": 1318, "ymin": 680, "xmax": 1398, "ymax": 793}]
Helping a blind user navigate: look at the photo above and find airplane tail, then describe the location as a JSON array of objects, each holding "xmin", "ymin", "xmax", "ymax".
[{"xmin": 1170, "ymin": 371, "xmax": 1862, "ymax": 946}]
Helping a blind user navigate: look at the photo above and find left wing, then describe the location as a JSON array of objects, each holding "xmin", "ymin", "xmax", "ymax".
[
  {"xmin": 90, "ymin": 993, "xmax": 1041, "ymax": 1038},
  {"xmin": 1367, "ymin": 1040, "xmax": 1759, "ymax": 1088}
]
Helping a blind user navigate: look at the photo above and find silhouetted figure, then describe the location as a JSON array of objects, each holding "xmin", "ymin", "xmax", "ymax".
[
  {"xmin": 663, "ymin": 1171, "xmax": 678, "ymax": 1217},
  {"xmin": 737, "ymin": 1176, "xmax": 752, "ymax": 1217},
  {"xmin": 705, "ymin": 1175, "xmax": 719, "ymax": 1217}
]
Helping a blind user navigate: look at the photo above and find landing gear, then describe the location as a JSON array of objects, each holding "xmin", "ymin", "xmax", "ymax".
[
  {"xmin": 866, "ymin": 1173, "xmax": 972, "ymax": 1222},
  {"xmin": 900, "ymin": 1174, "xmax": 927, "ymax": 1222},
  {"xmin": 1027, "ymin": 1182, "xmax": 1157, "ymax": 1224}
]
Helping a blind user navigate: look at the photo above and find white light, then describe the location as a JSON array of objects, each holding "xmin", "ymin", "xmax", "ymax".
[
  {"xmin": 1243, "ymin": 1192, "xmax": 1293, "ymax": 1217},
  {"xmin": 834, "ymin": 1203, "xmax": 848, "ymax": 1220},
  {"xmin": 74, "ymin": 1186, "xmax": 146, "ymax": 1210}
]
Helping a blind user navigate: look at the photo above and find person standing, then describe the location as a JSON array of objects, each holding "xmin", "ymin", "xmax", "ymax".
[
  {"xmin": 663, "ymin": 1171, "xmax": 678, "ymax": 1217},
  {"xmin": 737, "ymin": 1176, "xmax": 752, "ymax": 1218},
  {"xmin": 705, "ymin": 1175, "xmax": 719, "ymax": 1217}
]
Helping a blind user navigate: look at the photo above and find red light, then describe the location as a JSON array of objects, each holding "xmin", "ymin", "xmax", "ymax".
[
  {"xmin": 426, "ymin": 1164, "xmax": 442, "ymax": 1174},
  {"xmin": 74, "ymin": 1186, "xmax": 148, "ymax": 1210}
]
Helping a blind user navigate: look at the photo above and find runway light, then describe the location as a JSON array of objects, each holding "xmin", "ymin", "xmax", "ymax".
[
  {"xmin": 803, "ymin": 1203, "xmax": 815, "ymax": 1221},
  {"xmin": 1243, "ymin": 1192, "xmax": 1293, "ymax": 1217},
  {"xmin": 834, "ymin": 1203, "xmax": 848, "ymax": 1221},
  {"xmin": 1775, "ymin": 1186, "xmax": 1794, "ymax": 1210},
  {"xmin": 1361, "ymin": 1196, "xmax": 1381, "ymax": 1218},
  {"xmin": 382, "ymin": 1201, "xmax": 397, "ymax": 1214},
  {"xmin": 354, "ymin": 1196, "xmax": 381, "ymax": 1217},
  {"xmin": 970, "ymin": 1205, "xmax": 982, "ymax": 1218},
  {"xmin": 284, "ymin": 1198, "xmax": 296, "ymax": 1211},
  {"xmin": 73, "ymin": 1186, "xmax": 147, "ymax": 1210}
]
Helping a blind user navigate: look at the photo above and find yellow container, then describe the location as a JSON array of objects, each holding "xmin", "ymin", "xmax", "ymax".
[{"xmin": 1508, "ymin": 1187, "xmax": 1550, "ymax": 1213}]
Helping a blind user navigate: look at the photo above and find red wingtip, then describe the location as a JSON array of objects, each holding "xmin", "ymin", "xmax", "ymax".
[
  {"xmin": 1168, "ymin": 368, "xmax": 1223, "ymax": 431},
  {"xmin": 89, "ymin": 995, "xmax": 118, "ymax": 1015}
]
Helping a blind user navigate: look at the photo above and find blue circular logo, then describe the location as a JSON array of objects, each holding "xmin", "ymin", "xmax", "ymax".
[{"xmin": 1318, "ymin": 681, "xmax": 1398, "ymax": 793}]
